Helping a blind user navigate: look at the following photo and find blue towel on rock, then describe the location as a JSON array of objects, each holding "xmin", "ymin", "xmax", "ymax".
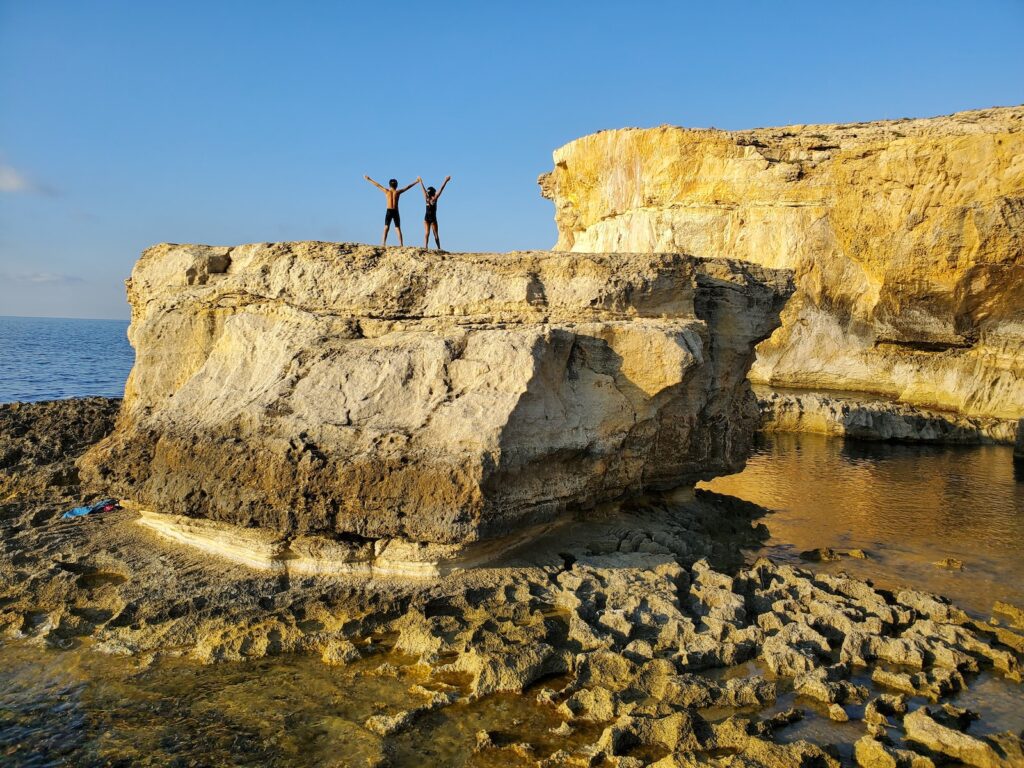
[{"xmin": 62, "ymin": 499, "xmax": 118, "ymax": 520}]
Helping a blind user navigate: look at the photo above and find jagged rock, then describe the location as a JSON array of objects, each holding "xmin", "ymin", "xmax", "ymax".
[
  {"xmin": 864, "ymin": 694, "xmax": 908, "ymax": 727},
  {"xmin": 854, "ymin": 735, "xmax": 935, "ymax": 768},
  {"xmin": 761, "ymin": 620, "xmax": 830, "ymax": 675},
  {"xmin": 79, "ymin": 242, "xmax": 791, "ymax": 554},
  {"xmin": 993, "ymin": 600, "xmax": 1024, "ymax": 629},
  {"xmin": 827, "ymin": 703, "xmax": 849, "ymax": 722},
  {"xmin": 903, "ymin": 707, "xmax": 1019, "ymax": 768},
  {"xmin": 793, "ymin": 664, "xmax": 867, "ymax": 705},
  {"xmin": 559, "ymin": 686, "xmax": 618, "ymax": 722},
  {"xmin": 897, "ymin": 589, "xmax": 970, "ymax": 625},
  {"xmin": 540, "ymin": 106, "xmax": 1024, "ymax": 420},
  {"xmin": 320, "ymin": 638, "xmax": 360, "ymax": 665}
]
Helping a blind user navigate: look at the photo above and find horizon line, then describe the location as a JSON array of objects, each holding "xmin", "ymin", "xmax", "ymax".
[{"xmin": 1, "ymin": 314, "xmax": 129, "ymax": 323}]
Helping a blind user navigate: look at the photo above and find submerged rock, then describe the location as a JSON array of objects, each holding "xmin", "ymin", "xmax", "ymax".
[
  {"xmin": 79, "ymin": 242, "xmax": 791, "ymax": 553},
  {"xmin": 903, "ymin": 707, "xmax": 1023, "ymax": 768},
  {"xmin": 539, "ymin": 106, "xmax": 1024, "ymax": 420}
]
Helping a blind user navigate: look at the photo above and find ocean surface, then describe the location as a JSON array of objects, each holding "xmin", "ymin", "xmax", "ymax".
[
  {"xmin": 703, "ymin": 432, "xmax": 1024, "ymax": 618},
  {"xmin": 0, "ymin": 316, "xmax": 133, "ymax": 403}
]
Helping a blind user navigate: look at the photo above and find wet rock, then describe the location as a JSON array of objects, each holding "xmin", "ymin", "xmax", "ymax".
[
  {"xmin": 870, "ymin": 666, "xmax": 966, "ymax": 701},
  {"xmin": 794, "ymin": 664, "xmax": 867, "ymax": 705},
  {"xmin": 897, "ymin": 589, "xmax": 970, "ymax": 625},
  {"xmin": 854, "ymin": 735, "xmax": 935, "ymax": 768},
  {"xmin": 827, "ymin": 703, "xmax": 849, "ymax": 722},
  {"xmin": 761, "ymin": 621, "xmax": 831, "ymax": 675},
  {"xmin": 993, "ymin": 600, "xmax": 1024, "ymax": 629},
  {"xmin": 800, "ymin": 546, "xmax": 868, "ymax": 562},
  {"xmin": 559, "ymin": 686, "xmax": 618, "ymax": 722},
  {"xmin": 903, "ymin": 707, "xmax": 1014, "ymax": 768},
  {"xmin": 320, "ymin": 638, "xmax": 360, "ymax": 665},
  {"xmin": 364, "ymin": 709, "xmax": 416, "ymax": 736},
  {"xmin": 864, "ymin": 694, "xmax": 908, "ymax": 727}
]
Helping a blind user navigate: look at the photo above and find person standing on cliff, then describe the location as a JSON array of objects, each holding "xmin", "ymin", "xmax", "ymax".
[
  {"xmin": 419, "ymin": 176, "xmax": 451, "ymax": 250},
  {"xmin": 364, "ymin": 175, "xmax": 420, "ymax": 246}
]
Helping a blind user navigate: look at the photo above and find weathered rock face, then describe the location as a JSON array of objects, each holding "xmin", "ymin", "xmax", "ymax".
[
  {"xmin": 79, "ymin": 242, "xmax": 791, "ymax": 545},
  {"xmin": 757, "ymin": 388, "xmax": 1019, "ymax": 445},
  {"xmin": 539, "ymin": 106, "xmax": 1024, "ymax": 419}
]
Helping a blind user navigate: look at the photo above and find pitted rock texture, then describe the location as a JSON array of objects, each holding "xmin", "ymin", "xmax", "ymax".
[
  {"xmin": 539, "ymin": 106, "xmax": 1024, "ymax": 420},
  {"xmin": 78, "ymin": 242, "xmax": 791, "ymax": 543},
  {"xmin": 4, "ymin": 400, "xmax": 1023, "ymax": 766}
]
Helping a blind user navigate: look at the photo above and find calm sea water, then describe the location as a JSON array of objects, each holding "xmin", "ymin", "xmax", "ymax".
[
  {"xmin": 0, "ymin": 316, "xmax": 133, "ymax": 403},
  {"xmin": 703, "ymin": 432, "xmax": 1024, "ymax": 618}
]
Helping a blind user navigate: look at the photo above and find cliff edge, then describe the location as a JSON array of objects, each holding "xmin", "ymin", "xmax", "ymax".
[
  {"xmin": 79, "ymin": 242, "xmax": 792, "ymax": 552},
  {"xmin": 539, "ymin": 106, "xmax": 1024, "ymax": 419}
]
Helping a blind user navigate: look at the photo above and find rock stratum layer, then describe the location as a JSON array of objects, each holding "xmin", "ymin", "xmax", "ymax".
[
  {"xmin": 80, "ymin": 242, "xmax": 791, "ymax": 546},
  {"xmin": 539, "ymin": 106, "xmax": 1024, "ymax": 419}
]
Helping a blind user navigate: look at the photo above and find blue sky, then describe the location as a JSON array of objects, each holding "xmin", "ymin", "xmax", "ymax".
[{"xmin": 1, "ymin": 1, "xmax": 1022, "ymax": 319}]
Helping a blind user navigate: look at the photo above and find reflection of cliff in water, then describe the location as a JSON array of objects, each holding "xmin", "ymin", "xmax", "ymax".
[{"xmin": 702, "ymin": 432, "xmax": 1024, "ymax": 617}]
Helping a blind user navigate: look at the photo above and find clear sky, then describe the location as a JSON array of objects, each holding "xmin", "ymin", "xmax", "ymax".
[{"xmin": 1, "ymin": 1, "xmax": 1022, "ymax": 319}]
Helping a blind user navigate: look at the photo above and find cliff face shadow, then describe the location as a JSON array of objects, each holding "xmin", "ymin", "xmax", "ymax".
[
  {"xmin": 480, "ymin": 325, "xmax": 721, "ymax": 541},
  {"xmin": 489, "ymin": 488, "xmax": 773, "ymax": 577}
]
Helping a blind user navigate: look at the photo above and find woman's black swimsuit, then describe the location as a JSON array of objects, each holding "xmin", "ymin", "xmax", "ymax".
[{"xmin": 424, "ymin": 200, "xmax": 438, "ymax": 224}]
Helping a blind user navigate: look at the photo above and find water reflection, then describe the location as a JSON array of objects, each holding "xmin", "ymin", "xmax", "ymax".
[{"xmin": 702, "ymin": 433, "xmax": 1024, "ymax": 617}]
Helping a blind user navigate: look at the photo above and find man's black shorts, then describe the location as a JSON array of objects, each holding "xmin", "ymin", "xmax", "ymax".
[{"xmin": 385, "ymin": 208, "xmax": 400, "ymax": 226}]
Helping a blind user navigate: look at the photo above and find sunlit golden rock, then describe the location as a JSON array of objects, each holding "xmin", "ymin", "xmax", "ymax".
[{"xmin": 540, "ymin": 106, "xmax": 1024, "ymax": 418}]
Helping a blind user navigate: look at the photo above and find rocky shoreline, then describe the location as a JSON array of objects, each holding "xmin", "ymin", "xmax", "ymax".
[
  {"xmin": 756, "ymin": 388, "xmax": 1019, "ymax": 446},
  {"xmin": 2, "ymin": 397, "xmax": 1023, "ymax": 767}
]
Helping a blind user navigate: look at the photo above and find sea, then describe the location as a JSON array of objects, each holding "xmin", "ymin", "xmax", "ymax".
[{"xmin": 0, "ymin": 316, "xmax": 133, "ymax": 403}]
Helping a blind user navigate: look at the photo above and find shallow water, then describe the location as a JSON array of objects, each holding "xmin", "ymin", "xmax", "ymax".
[
  {"xmin": 0, "ymin": 641, "xmax": 600, "ymax": 767},
  {"xmin": 703, "ymin": 432, "xmax": 1024, "ymax": 619},
  {"xmin": 0, "ymin": 316, "xmax": 132, "ymax": 403}
]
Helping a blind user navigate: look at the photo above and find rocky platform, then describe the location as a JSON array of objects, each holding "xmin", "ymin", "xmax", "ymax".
[
  {"xmin": 540, "ymin": 106, "xmax": 1024, "ymax": 421},
  {"xmin": 757, "ymin": 388, "xmax": 1020, "ymax": 446},
  {"xmin": 2, "ymin": 399, "xmax": 1023, "ymax": 767},
  {"xmin": 78, "ymin": 241, "xmax": 791, "ymax": 557}
]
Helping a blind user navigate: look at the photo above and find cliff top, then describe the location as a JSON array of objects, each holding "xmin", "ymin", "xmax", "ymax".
[{"xmin": 552, "ymin": 104, "xmax": 1024, "ymax": 155}]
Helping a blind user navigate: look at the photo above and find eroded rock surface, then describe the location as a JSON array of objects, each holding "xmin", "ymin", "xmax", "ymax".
[
  {"xmin": 539, "ymin": 106, "xmax": 1024, "ymax": 420},
  {"xmin": 757, "ymin": 388, "xmax": 1019, "ymax": 445},
  {"xmin": 3, "ymin": 400, "xmax": 1023, "ymax": 766},
  {"xmin": 78, "ymin": 242, "xmax": 791, "ymax": 546}
]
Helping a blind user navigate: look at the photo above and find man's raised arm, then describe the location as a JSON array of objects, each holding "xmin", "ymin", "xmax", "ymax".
[
  {"xmin": 364, "ymin": 175, "xmax": 386, "ymax": 191},
  {"xmin": 399, "ymin": 177, "xmax": 422, "ymax": 193}
]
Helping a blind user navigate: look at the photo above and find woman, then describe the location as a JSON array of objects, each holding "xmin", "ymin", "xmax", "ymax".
[{"xmin": 419, "ymin": 175, "xmax": 451, "ymax": 250}]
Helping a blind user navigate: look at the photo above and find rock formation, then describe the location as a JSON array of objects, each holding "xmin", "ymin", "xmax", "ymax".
[
  {"xmin": 79, "ymin": 242, "xmax": 791, "ymax": 554},
  {"xmin": 539, "ymin": 106, "xmax": 1024, "ymax": 420},
  {"xmin": 757, "ymin": 388, "xmax": 1018, "ymax": 445}
]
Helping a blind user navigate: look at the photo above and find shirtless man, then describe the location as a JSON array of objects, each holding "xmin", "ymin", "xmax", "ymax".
[{"xmin": 364, "ymin": 175, "xmax": 420, "ymax": 246}]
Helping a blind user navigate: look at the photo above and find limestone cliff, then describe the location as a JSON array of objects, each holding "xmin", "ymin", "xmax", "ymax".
[
  {"xmin": 539, "ymin": 106, "xmax": 1024, "ymax": 419},
  {"xmin": 79, "ymin": 242, "xmax": 791, "ymax": 547}
]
